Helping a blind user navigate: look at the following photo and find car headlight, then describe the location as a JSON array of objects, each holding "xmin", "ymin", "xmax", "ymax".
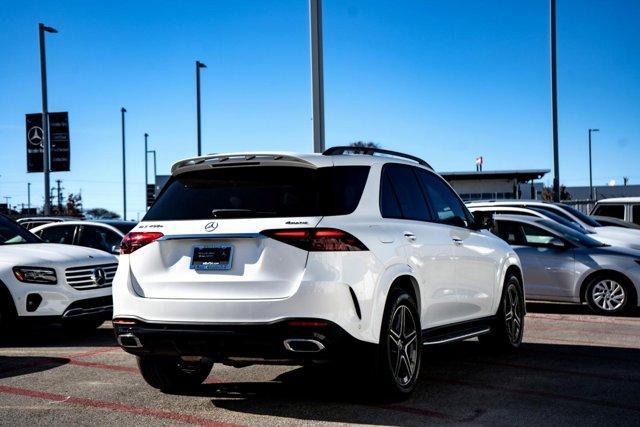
[{"xmin": 13, "ymin": 267, "xmax": 57, "ymax": 284}]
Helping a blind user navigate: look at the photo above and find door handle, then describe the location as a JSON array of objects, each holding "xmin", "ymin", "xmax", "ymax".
[
  {"xmin": 404, "ymin": 232, "xmax": 417, "ymax": 242},
  {"xmin": 452, "ymin": 238, "xmax": 463, "ymax": 246}
]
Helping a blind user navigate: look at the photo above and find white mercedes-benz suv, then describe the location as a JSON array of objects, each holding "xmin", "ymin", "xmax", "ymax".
[
  {"xmin": 0, "ymin": 214, "xmax": 117, "ymax": 332},
  {"xmin": 113, "ymin": 147, "xmax": 524, "ymax": 397}
]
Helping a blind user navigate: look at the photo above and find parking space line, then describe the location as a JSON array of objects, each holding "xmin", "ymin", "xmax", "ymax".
[
  {"xmin": 527, "ymin": 313, "xmax": 639, "ymax": 326},
  {"xmin": 71, "ymin": 347, "xmax": 121, "ymax": 359},
  {"xmin": 424, "ymin": 376, "xmax": 640, "ymax": 413},
  {"xmin": 69, "ymin": 359, "xmax": 138, "ymax": 373},
  {"xmin": 0, "ymin": 384, "xmax": 241, "ymax": 427}
]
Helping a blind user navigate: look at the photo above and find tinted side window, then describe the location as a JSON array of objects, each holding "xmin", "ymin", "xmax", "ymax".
[
  {"xmin": 79, "ymin": 226, "xmax": 122, "ymax": 254},
  {"xmin": 380, "ymin": 172, "xmax": 402, "ymax": 218},
  {"xmin": 383, "ymin": 165, "xmax": 431, "ymax": 221},
  {"xmin": 633, "ymin": 205, "xmax": 640, "ymax": 225},
  {"xmin": 494, "ymin": 221, "xmax": 525, "ymax": 245},
  {"xmin": 38, "ymin": 225, "xmax": 76, "ymax": 244},
  {"xmin": 521, "ymin": 224, "xmax": 556, "ymax": 246},
  {"xmin": 593, "ymin": 204, "xmax": 625, "ymax": 220},
  {"xmin": 416, "ymin": 170, "xmax": 470, "ymax": 226}
]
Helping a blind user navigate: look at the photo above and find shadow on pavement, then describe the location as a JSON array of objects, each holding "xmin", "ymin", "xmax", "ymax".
[
  {"xmin": 183, "ymin": 340, "xmax": 640, "ymax": 425},
  {"xmin": 0, "ymin": 322, "xmax": 117, "ymax": 349},
  {"xmin": 0, "ymin": 355, "xmax": 69, "ymax": 380}
]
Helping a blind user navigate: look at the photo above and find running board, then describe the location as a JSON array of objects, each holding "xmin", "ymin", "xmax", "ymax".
[{"xmin": 421, "ymin": 317, "xmax": 494, "ymax": 346}]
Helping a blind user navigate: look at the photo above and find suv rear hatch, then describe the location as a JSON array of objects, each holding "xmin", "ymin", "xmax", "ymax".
[{"xmin": 128, "ymin": 161, "xmax": 369, "ymax": 300}]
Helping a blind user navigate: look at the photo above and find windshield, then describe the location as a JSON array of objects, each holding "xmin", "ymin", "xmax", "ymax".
[
  {"xmin": 539, "ymin": 219, "xmax": 605, "ymax": 247},
  {"xmin": 144, "ymin": 165, "xmax": 370, "ymax": 221},
  {"xmin": 0, "ymin": 215, "xmax": 41, "ymax": 245},
  {"xmin": 530, "ymin": 208, "xmax": 591, "ymax": 234},
  {"xmin": 557, "ymin": 204, "xmax": 602, "ymax": 228}
]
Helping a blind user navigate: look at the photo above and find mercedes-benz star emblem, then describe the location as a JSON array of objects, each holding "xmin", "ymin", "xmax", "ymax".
[
  {"xmin": 91, "ymin": 268, "xmax": 107, "ymax": 287},
  {"xmin": 204, "ymin": 221, "xmax": 219, "ymax": 232},
  {"xmin": 28, "ymin": 126, "xmax": 44, "ymax": 147}
]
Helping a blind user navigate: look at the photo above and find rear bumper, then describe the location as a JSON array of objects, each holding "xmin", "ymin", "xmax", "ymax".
[{"xmin": 113, "ymin": 319, "xmax": 373, "ymax": 363}]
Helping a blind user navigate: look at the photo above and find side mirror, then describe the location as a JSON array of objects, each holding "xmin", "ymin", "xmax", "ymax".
[
  {"xmin": 472, "ymin": 211, "xmax": 494, "ymax": 230},
  {"xmin": 548, "ymin": 237, "xmax": 566, "ymax": 249}
]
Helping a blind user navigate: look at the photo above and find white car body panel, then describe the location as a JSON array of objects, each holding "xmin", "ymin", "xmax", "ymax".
[
  {"xmin": 0, "ymin": 243, "xmax": 117, "ymax": 317},
  {"xmin": 113, "ymin": 152, "xmax": 520, "ymax": 344}
]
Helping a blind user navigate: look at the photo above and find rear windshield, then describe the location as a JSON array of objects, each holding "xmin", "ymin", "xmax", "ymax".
[{"xmin": 144, "ymin": 166, "xmax": 370, "ymax": 220}]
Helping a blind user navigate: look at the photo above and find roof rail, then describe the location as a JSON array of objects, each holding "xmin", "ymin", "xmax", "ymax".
[{"xmin": 323, "ymin": 146, "xmax": 432, "ymax": 169}]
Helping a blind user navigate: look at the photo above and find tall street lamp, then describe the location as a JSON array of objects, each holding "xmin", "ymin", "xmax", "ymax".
[
  {"xmin": 144, "ymin": 132, "xmax": 149, "ymax": 209},
  {"xmin": 38, "ymin": 23, "xmax": 58, "ymax": 215},
  {"xmin": 121, "ymin": 107, "xmax": 127, "ymax": 220},
  {"xmin": 196, "ymin": 60, "xmax": 207, "ymax": 156},
  {"xmin": 309, "ymin": 0, "xmax": 325, "ymax": 153},
  {"xmin": 588, "ymin": 128, "xmax": 600, "ymax": 201},
  {"xmin": 549, "ymin": 0, "xmax": 560, "ymax": 202}
]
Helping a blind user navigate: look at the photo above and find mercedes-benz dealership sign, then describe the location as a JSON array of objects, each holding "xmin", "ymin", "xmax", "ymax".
[{"xmin": 25, "ymin": 112, "xmax": 70, "ymax": 172}]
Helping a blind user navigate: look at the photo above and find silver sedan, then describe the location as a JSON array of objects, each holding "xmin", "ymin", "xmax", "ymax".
[{"xmin": 491, "ymin": 214, "xmax": 640, "ymax": 315}]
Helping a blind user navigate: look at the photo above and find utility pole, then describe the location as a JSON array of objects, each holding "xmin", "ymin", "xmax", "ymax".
[
  {"xmin": 309, "ymin": 0, "xmax": 325, "ymax": 153},
  {"xmin": 55, "ymin": 179, "xmax": 63, "ymax": 211},
  {"xmin": 196, "ymin": 61, "xmax": 207, "ymax": 156},
  {"xmin": 144, "ymin": 132, "xmax": 149, "ymax": 210},
  {"xmin": 27, "ymin": 182, "xmax": 31, "ymax": 211},
  {"xmin": 588, "ymin": 128, "xmax": 599, "ymax": 201},
  {"xmin": 38, "ymin": 23, "xmax": 58, "ymax": 215},
  {"xmin": 121, "ymin": 107, "xmax": 127, "ymax": 220},
  {"xmin": 549, "ymin": 0, "xmax": 560, "ymax": 202}
]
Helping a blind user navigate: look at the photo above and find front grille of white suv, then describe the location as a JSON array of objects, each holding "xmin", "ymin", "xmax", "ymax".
[{"xmin": 65, "ymin": 263, "xmax": 118, "ymax": 290}]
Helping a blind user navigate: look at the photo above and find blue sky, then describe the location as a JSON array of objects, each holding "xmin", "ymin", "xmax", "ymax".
[{"xmin": 0, "ymin": 0, "xmax": 638, "ymax": 220}]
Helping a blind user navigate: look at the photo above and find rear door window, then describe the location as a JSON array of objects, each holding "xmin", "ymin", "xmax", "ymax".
[
  {"xmin": 494, "ymin": 220, "xmax": 526, "ymax": 245},
  {"xmin": 416, "ymin": 169, "xmax": 471, "ymax": 227},
  {"xmin": 37, "ymin": 225, "xmax": 77, "ymax": 244},
  {"xmin": 593, "ymin": 204, "xmax": 625, "ymax": 220},
  {"xmin": 382, "ymin": 164, "xmax": 431, "ymax": 221},
  {"xmin": 379, "ymin": 172, "xmax": 403, "ymax": 219},
  {"xmin": 145, "ymin": 166, "xmax": 370, "ymax": 220}
]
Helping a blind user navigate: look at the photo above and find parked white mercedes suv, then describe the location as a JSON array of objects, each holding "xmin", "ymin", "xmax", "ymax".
[
  {"xmin": 113, "ymin": 147, "xmax": 524, "ymax": 397},
  {"xmin": 0, "ymin": 214, "xmax": 117, "ymax": 332}
]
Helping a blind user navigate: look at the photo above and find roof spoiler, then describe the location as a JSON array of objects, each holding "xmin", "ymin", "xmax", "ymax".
[{"xmin": 171, "ymin": 153, "xmax": 315, "ymax": 174}]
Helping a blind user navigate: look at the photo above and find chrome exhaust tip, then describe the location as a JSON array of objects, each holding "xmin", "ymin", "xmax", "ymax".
[
  {"xmin": 283, "ymin": 338, "xmax": 325, "ymax": 353},
  {"xmin": 117, "ymin": 333, "xmax": 142, "ymax": 348}
]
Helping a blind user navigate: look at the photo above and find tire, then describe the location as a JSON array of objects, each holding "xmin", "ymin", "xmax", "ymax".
[
  {"xmin": 376, "ymin": 289, "xmax": 421, "ymax": 398},
  {"xmin": 585, "ymin": 275, "xmax": 634, "ymax": 315},
  {"xmin": 480, "ymin": 273, "xmax": 524, "ymax": 350},
  {"xmin": 137, "ymin": 356, "xmax": 213, "ymax": 392},
  {"xmin": 62, "ymin": 319, "xmax": 105, "ymax": 333}
]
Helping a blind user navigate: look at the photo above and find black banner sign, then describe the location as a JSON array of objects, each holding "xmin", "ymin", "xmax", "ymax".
[
  {"xmin": 25, "ymin": 112, "xmax": 70, "ymax": 172},
  {"xmin": 26, "ymin": 113, "xmax": 44, "ymax": 172},
  {"xmin": 49, "ymin": 112, "xmax": 70, "ymax": 172}
]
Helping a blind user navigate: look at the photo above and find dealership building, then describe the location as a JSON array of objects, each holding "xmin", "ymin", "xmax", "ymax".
[{"xmin": 440, "ymin": 169, "xmax": 549, "ymax": 202}]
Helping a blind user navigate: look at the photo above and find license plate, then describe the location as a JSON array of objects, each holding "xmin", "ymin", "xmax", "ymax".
[{"xmin": 190, "ymin": 245, "xmax": 233, "ymax": 270}]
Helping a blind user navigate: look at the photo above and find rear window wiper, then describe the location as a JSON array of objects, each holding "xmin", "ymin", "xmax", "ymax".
[{"xmin": 211, "ymin": 209, "xmax": 278, "ymax": 218}]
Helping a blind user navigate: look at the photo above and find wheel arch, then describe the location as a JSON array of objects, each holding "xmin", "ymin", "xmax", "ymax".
[
  {"xmin": 0, "ymin": 279, "xmax": 18, "ymax": 320},
  {"xmin": 368, "ymin": 264, "xmax": 420, "ymax": 343},
  {"xmin": 578, "ymin": 269, "xmax": 638, "ymax": 305}
]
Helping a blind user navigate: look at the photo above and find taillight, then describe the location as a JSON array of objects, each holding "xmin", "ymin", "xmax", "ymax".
[
  {"xmin": 119, "ymin": 232, "xmax": 164, "ymax": 254},
  {"xmin": 261, "ymin": 228, "xmax": 368, "ymax": 251}
]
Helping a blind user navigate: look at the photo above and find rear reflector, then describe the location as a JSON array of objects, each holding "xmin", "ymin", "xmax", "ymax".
[
  {"xmin": 261, "ymin": 228, "xmax": 368, "ymax": 251},
  {"xmin": 120, "ymin": 232, "xmax": 164, "ymax": 254},
  {"xmin": 287, "ymin": 320, "xmax": 329, "ymax": 328}
]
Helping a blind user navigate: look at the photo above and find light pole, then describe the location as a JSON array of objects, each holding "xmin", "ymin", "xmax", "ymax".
[
  {"xmin": 121, "ymin": 107, "xmax": 127, "ymax": 220},
  {"xmin": 309, "ymin": 0, "xmax": 325, "ymax": 153},
  {"xmin": 144, "ymin": 132, "xmax": 149, "ymax": 209},
  {"xmin": 38, "ymin": 23, "xmax": 58, "ymax": 215},
  {"xmin": 588, "ymin": 128, "xmax": 600, "ymax": 201},
  {"xmin": 27, "ymin": 182, "xmax": 31, "ymax": 211},
  {"xmin": 196, "ymin": 60, "xmax": 207, "ymax": 156},
  {"xmin": 549, "ymin": 0, "xmax": 560, "ymax": 202}
]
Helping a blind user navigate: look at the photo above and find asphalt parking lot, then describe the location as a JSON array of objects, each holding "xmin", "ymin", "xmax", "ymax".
[{"xmin": 1, "ymin": 303, "xmax": 639, "ymax": 426}]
